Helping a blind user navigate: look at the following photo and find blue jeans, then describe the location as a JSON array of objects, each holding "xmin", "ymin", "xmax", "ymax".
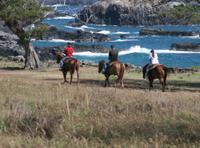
[{"xmin": 59, "ymin": 57, "xmax": 67, "ymax": 69}]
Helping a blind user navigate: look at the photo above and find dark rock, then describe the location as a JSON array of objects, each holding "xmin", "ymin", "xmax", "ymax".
[
  {"xmin": 0, "ymin": 21, "xmax": 25, "ymax": 57},
  {"xmin": 8, "ymin": 55, "xmax": 25, "ymax": 62},
  {"xmin": 78, "ymin": 1, "xmax": 165, "ymax": 25},
  {"xmin": 139, "ymin": 28, "xmax": 198, "ymax": 36},
  {"xmin": 35, "ymin": 43, "xmax": 109, "ymax": 61},
  {"xmin": 42, "ymin": 26, "xmax": 110, "ymax": 42},
  {"xmin": 171, "ymin": 43, "xmax": 200, "ymax": 51},
  {"xmin": 78, "ymin": 0, "xmax": 199, "ymax": 25}
]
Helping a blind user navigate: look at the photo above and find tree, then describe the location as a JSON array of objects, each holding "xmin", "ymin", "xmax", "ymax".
[{"xmin": 0, "ymin": 0, "xmax": 49, "ymax": 69}]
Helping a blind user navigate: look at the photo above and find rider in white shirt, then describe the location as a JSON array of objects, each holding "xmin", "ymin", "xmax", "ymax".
[
  {"xmin": 145, "ymin": 49, "xmax": 159, "ymax": 79},
  {"xmin": 149, "ymin": 49, "xmax": 159, "ymax": 64}
]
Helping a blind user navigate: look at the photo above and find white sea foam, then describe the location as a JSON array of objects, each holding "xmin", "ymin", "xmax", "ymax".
[
  {"xmin": 53, "ymin": 16, "xmax": 75, "ymax": 20},
  {"xmin": 111, "ymin": 39, "xmax": 138, "ymax": 42},
  {"xmin": 35, "ymin": 39, "xmax": 75, "ymax": 43},
  {"xmin": 73, "ymin": 45, "xmax": 200, "ymax": 57},
  {"xmin": 65, "ymin": 25, "xmax": 85, "ymax": 31},
  {"xmin": 97, "ymin": 30, "xmax": 111, "ymax": 34},
  {"xmin": 182, "ymin": 35, "xmax": 200, "ymax": 39},
  {"xmin": 81, "ymin": 25, "xmax": 96, "ymax": 30},
  {"xmin": 73, "ymin": 51, "xmax": 107, "ymax": 57},
  {"xmin": 122, "ymin": 46, "xmax": 200, "ymax": 54},
  {"xmin": 115, "ymin": 31, "xmax": 130, "ymax": 34}
]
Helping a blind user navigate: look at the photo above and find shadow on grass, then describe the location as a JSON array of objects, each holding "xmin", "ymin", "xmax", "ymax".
[
  {"xmin": 169, "ymin": 80, "xmax": 200, "ymax": 88},
  {"xmin": 42, "ymin": 76, "xmax": 200, "ymax": 92},
  {"xmin": 0, "ymin": 67, "xmax": 24, "ymax": 71}
]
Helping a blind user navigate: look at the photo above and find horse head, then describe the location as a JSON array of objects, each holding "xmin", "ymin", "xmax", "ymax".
[
  {"xmin": 98, "ymin": 60, "xmax": 105, "ymax": 73},
  {"xmin": 53, "ymin": 51, "xmax": 65, "ymax": 64}
]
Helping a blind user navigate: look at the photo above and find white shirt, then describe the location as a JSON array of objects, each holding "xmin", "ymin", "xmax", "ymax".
[{"xmin": 149, "ymin": 53, "xmax": 159, "ymax": 64}]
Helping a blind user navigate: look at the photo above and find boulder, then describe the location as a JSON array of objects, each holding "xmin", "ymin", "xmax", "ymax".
[
  {"xmin": 139, "ymin": 28, "xmax": 198, "ymax": 36},
  {"xmin": 8, "ymin": 55, "xmax": 25, "ymax": 62},
  {"xmin": 171, "ymin": 43, "xmax": 200, "ymax": 51},
  {"xmin": 78, "ymin": 0, "xmax": 167, "ymax": 25},
  {"xmin": 78, "ymin": 0, "xmax": 199, "ymax": 25},
  {"xmin": 0, "ymin": 21, "xmax": 24, "ymax": 57},
  {"xmin": 42, "ymin": 26, "xmax": 110, "ymax": 42}
]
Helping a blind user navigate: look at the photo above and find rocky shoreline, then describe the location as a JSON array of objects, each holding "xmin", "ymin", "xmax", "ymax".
[
  {"xmin": 139, "ymin": 28, "xmax": 199, "ymax": 37},
  {"xmin": 78, "ymin": 0, "xmax": 200, "ymax": 25},
  {"xmin": 0, "ymin": 1, "xmax": 199, "ymax": 67}
]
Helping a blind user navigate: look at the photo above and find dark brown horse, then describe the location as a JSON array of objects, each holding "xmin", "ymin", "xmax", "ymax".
[
  {"xmin": 143, "ymin": 64, "xmax": 168, "ymax": 92},
  {"xmin": 98, "ymin": 60, "xmax": 125, "ymax": 87},
  {"xmin": 55, "ymin": 51, "xmax": 79, "ymax": 84}
]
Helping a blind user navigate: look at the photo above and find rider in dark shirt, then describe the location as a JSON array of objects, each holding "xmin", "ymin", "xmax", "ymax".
[
  {"xmin": 103, "ymin": 45, "xmax": 119, "ymax": 74},
  {"xmin": 109, "ymin": 45, "xmax": 118, "ymax": 62}
]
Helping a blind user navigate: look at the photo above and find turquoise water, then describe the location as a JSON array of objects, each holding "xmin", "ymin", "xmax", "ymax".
[{"xmin": 33, "ymin": 5, "xmax": 200, "ymax": 68}]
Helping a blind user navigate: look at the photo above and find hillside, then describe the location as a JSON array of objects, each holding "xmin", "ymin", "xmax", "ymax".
[{"xmin": 79, "ymin": 0, "xmax": 200, "ymax": 25}]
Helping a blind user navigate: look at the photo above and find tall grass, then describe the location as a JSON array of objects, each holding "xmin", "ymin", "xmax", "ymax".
[{"xmin": 0, "ymin": 66, "xmax": 200, "ymax": 147}]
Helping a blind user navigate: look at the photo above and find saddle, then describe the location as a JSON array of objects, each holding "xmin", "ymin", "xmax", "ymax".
[
  {"xmin": 63, "ymin": 57, "xmax": 75, "ymax": 63},
  {"xmin": 148, "ymin": 64, "xmax": 160, "ymax": 71},
  {"xmin": 145, "ymin": 64, "xmax": 161, "ymax": 79}
]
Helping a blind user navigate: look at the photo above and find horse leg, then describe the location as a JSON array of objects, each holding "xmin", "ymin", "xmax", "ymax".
[
  {"xmin": 70, "ymin": 72, "xmax": 73, "ymax": 84},
  {"xmin": 149, "ymin": 79, "xmax": 153, "ymax": 91},
  {"xmin": 62, "ymin": 71, "xmax": 67, "ymax": 83},
  {"xmin": 159, "ymin": 78, "xmax": 165, "ymax": 92},
  {"xmin": 115, "ymin": 78, "xmax": 119, "ymax": 88},
  {"xmin": 76, "ymin": 69, "xmax": 79, "ymax": 84},
  {"xmin": 162, "ymin": 82, "xmax": 165, "ymax": 92},
  {"xmin": 104, "ymin": 75, "xmax": 109, "ymax": 87},
  {"xmin": 160, "ymin": 78, "xmax": 165, "ymax": 92},
  {"xmin": 121, "ymin": 78, "xmax": 124, "ymax": 88}
]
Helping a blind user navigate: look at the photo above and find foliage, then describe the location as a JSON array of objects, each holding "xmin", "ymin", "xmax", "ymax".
[
  {"xmin": 27, "ymin": 24, "xmax": 49, "ymax": 40},
  {"xmin": 0, "ymin": 0, "xmax": 47, "ymax": 24},
  {"xmin": 0, "ymin": 0, "xmax": 50, "ymax": 41},
  {"xmin": 160, "ymin": 4, "xmax": 200, "ymax": 24}
]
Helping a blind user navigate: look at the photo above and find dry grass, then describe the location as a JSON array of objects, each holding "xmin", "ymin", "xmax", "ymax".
[{"xmin": 0, "ymin": 61, "xmax": 200, "ymax": 147}]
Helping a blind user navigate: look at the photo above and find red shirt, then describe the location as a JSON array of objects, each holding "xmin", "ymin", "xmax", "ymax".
[{"xmin": 64, "ymin": 46, "xmax": 74, "ymax": 58}]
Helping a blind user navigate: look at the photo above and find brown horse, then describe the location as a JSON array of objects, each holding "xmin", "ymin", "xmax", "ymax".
[
  {"xmin": 54, "ymin": 51, "xmax": 79, "ymax": 84},
  {"xmin": 98, "ymin": 60, "xmax": 125, "ymax": 87},
  {"xmin": 143, "ymin": 64, "xmax": 168, "ymax": 92}
]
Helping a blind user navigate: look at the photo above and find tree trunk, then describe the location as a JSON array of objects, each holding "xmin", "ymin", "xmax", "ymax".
[
  {"xmin": 24, "ymin": 42, "xmax": 40, "ymax": 69},
  {"xmin": 5, "ymin": 21, "xmax": 40, "ymax": 69}
]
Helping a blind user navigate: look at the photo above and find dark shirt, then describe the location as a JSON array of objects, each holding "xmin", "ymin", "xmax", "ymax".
[{"xmin": 109, "ymin": 49, "xmax": 118, "ymax": 62}]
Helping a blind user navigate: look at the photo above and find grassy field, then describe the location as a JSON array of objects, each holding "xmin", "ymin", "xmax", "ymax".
[{"xmin": 0, "ymin": 60, "xmax": 200, "ymax": 147}]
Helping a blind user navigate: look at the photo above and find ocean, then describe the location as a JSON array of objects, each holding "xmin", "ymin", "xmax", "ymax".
[{"xmin": 32, "ymin": 5, "xmax": 200, "ymax": 68}]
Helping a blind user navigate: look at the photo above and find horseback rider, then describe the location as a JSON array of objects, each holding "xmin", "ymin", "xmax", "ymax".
[
  {"xmin": 149, "ymin": 49, "xmax": 159, "ymax": 65},
  {"xmin": 145, "ymin": 49, "xmax": 159, "ymax": 79},
  {"xmin": 59, "ymin": 42, "xmax": 74, "ymax": 70},
  {"xmin": 109, "ymin": 45, "xmax": 118, "ymax": 62},
  {"xmin": 103, "ymin": 45, "xmax": 119, "ymax": 74}
]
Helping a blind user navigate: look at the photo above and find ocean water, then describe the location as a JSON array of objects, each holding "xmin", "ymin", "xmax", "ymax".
[{"xmin": 32, "ymin": 5, "xmax": 200, "ymax": 68}]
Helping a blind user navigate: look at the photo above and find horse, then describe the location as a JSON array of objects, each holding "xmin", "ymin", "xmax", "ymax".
[
  {"xmin": 98, "ymin": 60, "xmax": 125, "ymax": 87},
  {"xmin": 143, "ymin": 64, "xmax": 168, "ymax": 92},
  {"xmin": 54, "ymin": 51, "xmax": 79, "ymax": 84}
]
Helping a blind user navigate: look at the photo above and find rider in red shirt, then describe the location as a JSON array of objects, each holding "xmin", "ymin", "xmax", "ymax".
[
  {"xmin": 59, "ymin": 42, "xmax": 74, "ymax": 70},
  {"xmin": 64, "ymin": 42, "xmax": 74, "ymax": 58}
]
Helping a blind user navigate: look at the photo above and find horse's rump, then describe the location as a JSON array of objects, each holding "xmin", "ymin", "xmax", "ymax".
[{"xmin": 109, "ymin": 61, "xmax": 124, "ymax": 76}]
